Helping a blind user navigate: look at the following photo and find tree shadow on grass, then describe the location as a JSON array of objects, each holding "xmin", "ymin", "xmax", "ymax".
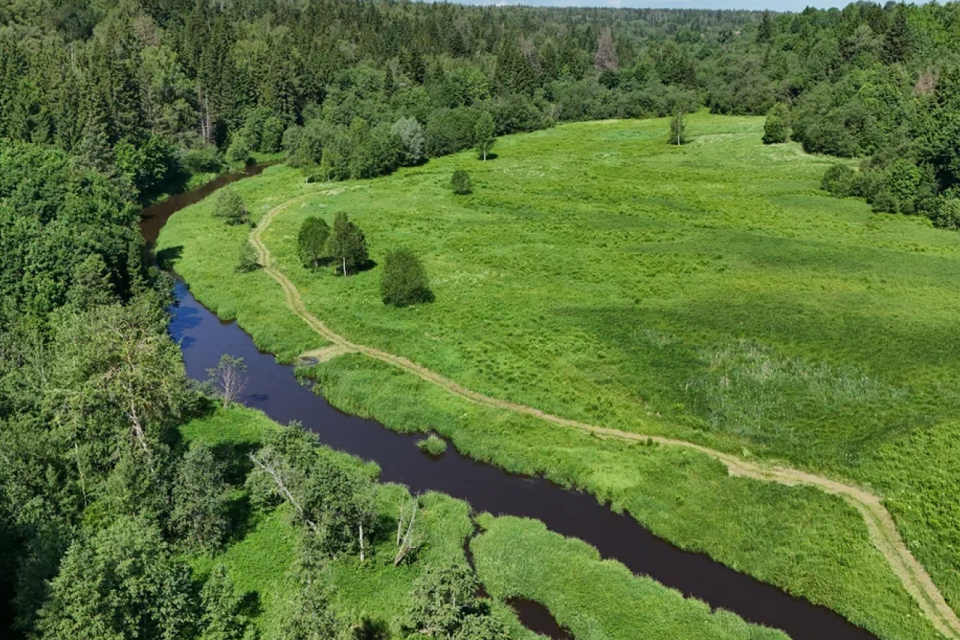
[
  {"xmin": 353, "ymin": 616, "xmax": 389, "ymax": 640},
  {"xmin": 156, "ymin": 245, "xmax": 183, "ymax": 270}
]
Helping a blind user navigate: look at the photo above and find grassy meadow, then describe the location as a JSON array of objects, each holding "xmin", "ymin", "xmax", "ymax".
[{"xmin": 158, "ymin": 114, "xmax": 960, "ymax": 637}]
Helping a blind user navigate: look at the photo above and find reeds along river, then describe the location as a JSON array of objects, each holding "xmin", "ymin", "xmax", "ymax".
[{"xmin": 143, "ymin": 169, "xmax": 879, "ymax": 640}]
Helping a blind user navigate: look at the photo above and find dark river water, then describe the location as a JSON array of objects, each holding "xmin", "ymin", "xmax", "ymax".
[{"xmin": 145, "ymin": 167, "xmax": 878, "ymax": 640}]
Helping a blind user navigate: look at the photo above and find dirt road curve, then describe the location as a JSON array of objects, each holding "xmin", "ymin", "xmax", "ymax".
[{"xmin": 250, "ymin": 192, "xmax": 960, "ymax": 639}]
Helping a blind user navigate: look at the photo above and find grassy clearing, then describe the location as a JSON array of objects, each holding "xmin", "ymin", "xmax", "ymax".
[
  {"xmin": 472, "ymin": 514, "xmax": 789, "ymax": 640},
  {"xmin": 158, "ymin": 115, "xmax": 960, "ymax": 632}
]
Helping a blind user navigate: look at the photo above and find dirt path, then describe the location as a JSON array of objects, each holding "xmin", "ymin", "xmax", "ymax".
[{"xmin": 251, "ymin": 194, "xmax": 960, "ymax": 639}]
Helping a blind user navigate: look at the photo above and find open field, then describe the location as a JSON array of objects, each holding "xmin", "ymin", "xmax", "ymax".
[
  {"xmin": 158, "ymin": 114, "xmax": 960, "ymax": 638},
  {"xmin": 179, "ymin": 405, "xmax": 786, "ymax": 639}
]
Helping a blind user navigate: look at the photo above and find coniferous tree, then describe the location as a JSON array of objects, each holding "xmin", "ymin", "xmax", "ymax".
[
  {"xmin": 882, "ymin": 9, "xmax": 912, "ymax": 65},
  {"xmin": 757, "ymin": 11, "xmax": 777, "ymax": 44}
]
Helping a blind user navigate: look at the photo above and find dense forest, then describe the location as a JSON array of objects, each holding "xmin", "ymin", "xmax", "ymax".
[{"xmin": 2, "ymin": 1, "xmax": 960, "ymax": 639}]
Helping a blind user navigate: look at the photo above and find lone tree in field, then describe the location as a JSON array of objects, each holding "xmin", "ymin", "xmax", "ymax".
[
  {"xmin": 214, "ymin": 188, "xmax": 248, "ymax": 225},
  {"xmin": 326, "ymin": 212, "xmax": 368, "ymax": 276},
  {"xmin": 451, "ymin": 169, "xmax": 472, "ymax": 195},
  {"xmin": 474, "ymin": 112, "xmax": 496, "ymax": 161},
  {"xmin": 669, "ymin": 111, "xmax": 687, "ymax": 146},
  {"xmin": 297, "ymin": 216, "xmax": 331, "ymax": 268},
  {"xmin": 763, "ymin": 103, "xmax": 790, "ymax": 144},
  {"xmin": 381, "ymin": 248, "xmax": 432, "ymax": 307}
]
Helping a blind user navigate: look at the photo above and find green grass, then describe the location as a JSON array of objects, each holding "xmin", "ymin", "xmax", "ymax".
[
  {"xmin": 158, "ymin": 114, "xmax": 960, "ymax": 636},
  {"xmin": 180, "ymin": 406, "xmax": 542, "ymax": 639},
  {"xmin": 306, "ymin": 353, "xmax": 940, "ymax": 640},
  {"xmin": 417, "ymin": 434, "xmax": 448, "ymax": 456},
  {"xmin": 179, "ymin": 406, "xmax": 793, "ymax": 640},
  {"xmin": 472, "ymin": 514, "xmax": 789, "ymax": 640}
]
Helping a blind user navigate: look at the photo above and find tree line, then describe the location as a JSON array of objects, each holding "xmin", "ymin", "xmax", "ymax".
[{"xmin": 3, "ymin": 0, "xmax": 959, "ymax": 223}]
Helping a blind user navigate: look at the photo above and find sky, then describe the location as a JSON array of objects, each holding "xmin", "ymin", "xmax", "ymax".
[{"xmin": 438, "ymin": 0, "xmax": 918, "ymax": 10}]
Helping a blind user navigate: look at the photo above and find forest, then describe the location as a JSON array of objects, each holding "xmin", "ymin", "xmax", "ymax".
[{"xmin": 2, "ymin": 1, "xmax": 960, "ymax": 639}]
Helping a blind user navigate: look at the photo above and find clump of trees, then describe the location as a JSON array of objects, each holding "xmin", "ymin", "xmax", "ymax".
[
  {"xmin": 247, "ymin": 424, "xmax": 377, "ymax": 560},
  {"xmin": 328, "ymin": 213, "xmax": 369, "ymax": 276},
  {"xmin": 381, "ymin": 248, "xmax": 432, "ymax": 307},
  {"xmin": 451, "ymin": 170, "xmax": 472, "ymax": 195},
  {"xmin": 405, "ymin": 562, "xmax": 508, "ymax": 639},
  {"xmin": 214, "ymin": 188, "xmax": 249, "ymax": 225}
]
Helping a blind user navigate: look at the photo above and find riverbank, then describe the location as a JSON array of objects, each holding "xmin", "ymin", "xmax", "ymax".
[{"xmin": 179, "ymin": 404, "xmax": 788, "ymax": 640}]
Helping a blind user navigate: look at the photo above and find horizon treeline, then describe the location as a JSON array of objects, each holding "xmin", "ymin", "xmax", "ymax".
[{"xmin": 1, "ymin": 0, "xmax": 959, "ymax": 217}]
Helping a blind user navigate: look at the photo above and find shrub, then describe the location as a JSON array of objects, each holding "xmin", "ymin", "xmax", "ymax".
[
  {"xmin": 236, "ymin": 242, "xmax": 258, "ymax": 273},
  {"xmin": 181, "ymin": 144, "xmax": 223, "ymax": 174},
  {"xmin": 417, "ymin": 434, "xmax": 447, "ymax": 456},
  {"xmin": 297, "ymin": 216, "xmax": 331, "ymax": 269},
  {"xmin": 261, "ymin": 116, "xmax": 285, "ymax": 154},
  {"xmin": 932, "ymin": 198, "xmax": 960, "ymax": 230},
  {"xmin": 451, "ymin": 169, "xmax": 472, "ymax": 195},
  {"xmin": 226, "ymin": 136, "xmax": 253, "ymax": 165},
  {"xmin": 763, "ymin": 104, "xmax": 790, "ymax": 144},
  {"xmin": 821, "ymin": 164, "xmax": 857, "ymax": 197},
  {"xmin": 213, "ymin": 188, "xmax": 248, "ymax": 225},
  {"xmin": 381, "ymin": 248, "xmax": 432, "ymax": 307}
]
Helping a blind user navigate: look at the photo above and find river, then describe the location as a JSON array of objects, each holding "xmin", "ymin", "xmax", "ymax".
[{"xmin": 143, "ymin": 166, "xmax": 878, "ymax": 640}]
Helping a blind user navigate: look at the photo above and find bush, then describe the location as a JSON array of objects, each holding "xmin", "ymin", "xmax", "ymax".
[
  {"xmin": 297, "ymin": 216, "xmax": 331, "ymax": 268},
  {"xmin": 226, "ymin": 136, "xmax": 253, "ymax": 165},
  {"xmin": 417, "ymin": 435, "xmax": 447, "ymax": 456},
  {"xmin": 236, "ymin": 242, "xmax": 258, "ymax": 273},
  {"xmin": 381, "ymin": 248, "xmax": 432, "ymax": 307},
  {"xmin": 932, "ymin": 198, "xmax": 960, "ymax": 230},
  {"xmin": 451, "ymin": 169, "xmax": 472, "ymax": 195},
  {"xmin": 821, "ymin": 164, "xmax": 857, "ymax": 197},
  {"xmin": 763, "ymin": 104, "xmax": 790, "ymax": 144},
  {"xmin": 213, "ymin": 188, "xmax": 248, "ymax": 225},
  {"xmin": 181, "ymin": 145, "xmax": 223, "ymax": 174},
  {"xmin": 261, "ymin": 116, "xmax": 285, "ymax": 154}
]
